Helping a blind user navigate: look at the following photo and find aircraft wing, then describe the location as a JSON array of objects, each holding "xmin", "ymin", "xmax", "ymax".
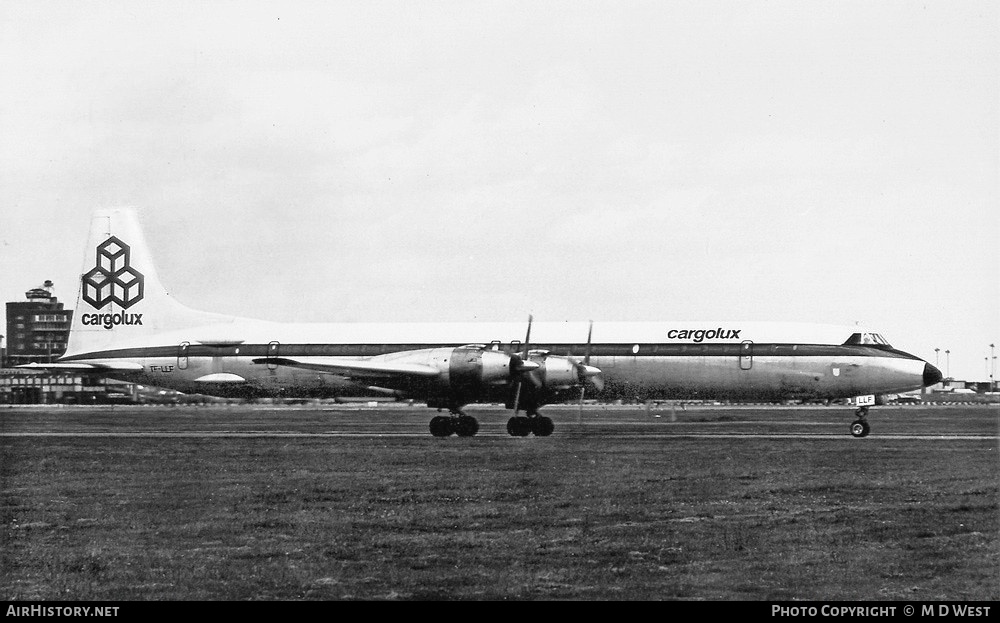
[{"xmin": 251, "ymin": 357, "xmax": 441, "ymax": 379}]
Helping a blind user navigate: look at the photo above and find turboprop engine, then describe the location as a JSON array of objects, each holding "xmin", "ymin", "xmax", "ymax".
[
  {"xmin": 405, "ymin": 345, "xmax": 539, "ymax": 407},
  {"xmin": 522, "ymin": 350, "xmax": 604, "ymax": 392},
  {"xmin": 382, "ymin": 344, "xmax": 600, "ymax": 409},
  {"xmin": 434, "ymin": 346, "xmax": 602, "ymax": 395},
  {"xmin": 445, "ymin": 345, "xmax": 538, "ymax": 391}
]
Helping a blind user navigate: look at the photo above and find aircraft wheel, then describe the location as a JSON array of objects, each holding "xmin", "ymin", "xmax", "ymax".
[
  {"xmin": 430, "ymin": 416, "xmax": 453, "ymax": 437},
  {"xmin": 507, "ymin": 417, "xmax": 531, "ymax": 437},
  {"xmin": 532, "ymin": 416, "xmax": 554, "ymax": 437},
  {"xmin": 850, "ymin": 420, "xmax": 870, "ymax": 438},
  {"xmin": 455, "ymin": 415, "xmax": 479, "ymax": 437}
]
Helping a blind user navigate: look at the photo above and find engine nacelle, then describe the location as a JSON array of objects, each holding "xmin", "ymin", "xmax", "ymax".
[
  {"xmin": 524, "ymin": 352, "xmax": 601, "ymax": 390},
  {"xmin": 383, "ymin": 346, "xmax": 598, "ymax": 408},
  {"xmin": 532, "ymin": 354, "xmax": 581, "ymax": 389},
  {"xmin": 448, "ymin": 346, "xmax": 517, "ymax": 389}
]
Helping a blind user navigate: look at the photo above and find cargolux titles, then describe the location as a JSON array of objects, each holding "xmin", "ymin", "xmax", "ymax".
[
  {"xmin": 667, "ymin": 328, "xmax": 741, "ymax": 342},
  {"xmin": 80, "ymin": 312, "xmax": 143, "ymax": 330}
]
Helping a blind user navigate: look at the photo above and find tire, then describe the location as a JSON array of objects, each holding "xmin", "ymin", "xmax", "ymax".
[
  {"xmin": 507, "ymin": 417, "xmax": 530, "ymax": 437},
  {"xmin": 455, "ymin": 415, "xmax": 479, "ymax": 437},
  {"xmin": 850, "ymin": 420, "xmax": 870, "ymax": 438},
  {"xmin": 430, "ymin": 415, "xmax": 452, "ymax": 437},
  {"xmin": 533, "ymin": 416, "xmax": 554, "ymax": 437}
]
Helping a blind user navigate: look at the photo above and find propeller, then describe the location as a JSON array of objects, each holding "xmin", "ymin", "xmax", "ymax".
[
  {"xmin": 511, "ymin": 315, "xmax": 534, "ymax": 415},
  {"xmin": 511, "ymin": 316, "xmax": 603, "ymax": 418},
  {"xmin": 576, "ymin": 320, "xmax": 604, "ymax": 416}
]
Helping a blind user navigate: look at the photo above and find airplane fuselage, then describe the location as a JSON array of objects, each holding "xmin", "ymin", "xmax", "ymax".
[
  {"xmin": 61, "ymin": 320, "xmax": 936, "ymax": 404},
  {"xmin": 37, "ymin": 208, "xmax": 943, "ymax": 437}
]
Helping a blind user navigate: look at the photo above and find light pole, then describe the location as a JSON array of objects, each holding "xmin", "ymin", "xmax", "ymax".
[
  {"xmin": 991, "ymin": 343, "xmax": 996, "ymax": 391},
  {"xmin": 934, "ymin": 348, "xmax": 940, "ymax": 367},
  {"xmin": 945, "ymin": 350, "xmax": 950, "ymax": 380}
]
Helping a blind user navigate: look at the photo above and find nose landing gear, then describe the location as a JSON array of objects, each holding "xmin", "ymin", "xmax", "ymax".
[{"xmin": 850, "ymin": 406, "xmax": 871, "ymax": 438}]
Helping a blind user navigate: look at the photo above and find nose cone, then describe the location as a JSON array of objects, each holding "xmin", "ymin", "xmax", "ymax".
[{"xmin": 923, "ymin": 363, "xmax": 943, "ymax": 387}]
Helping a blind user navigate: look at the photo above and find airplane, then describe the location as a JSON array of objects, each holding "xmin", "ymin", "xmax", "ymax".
[{"xmin": 23, "ymin": 208, "xmax": 943, "ymax": 438}]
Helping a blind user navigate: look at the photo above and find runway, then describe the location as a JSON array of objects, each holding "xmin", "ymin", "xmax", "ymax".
[
  {"xmin": 0, "ymin": 431, "xmax": 994, "ymax": 440},
  {"xmin": 0, "ymin": 404, "xmax": 995, "ymax": 441}
]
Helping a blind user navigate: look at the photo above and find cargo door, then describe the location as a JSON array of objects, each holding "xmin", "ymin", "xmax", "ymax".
[
  {"xmin": 739, "ymin": 340, "xmax": 753, "ymax": 370},
  {"xmin": 267, "ymin": 341, "xmax": 280, "ymax": 371}
]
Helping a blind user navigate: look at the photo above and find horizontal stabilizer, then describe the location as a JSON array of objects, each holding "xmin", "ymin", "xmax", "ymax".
[
  {"xmin": 251, "ymin": 357, "xmax": 440, "ymax": 378},
  {"xmin": 18, "ymin": 361, "xmax": 144, "ymax": 372}
]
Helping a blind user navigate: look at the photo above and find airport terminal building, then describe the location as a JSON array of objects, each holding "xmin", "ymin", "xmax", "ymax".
[
  {"xmin": 4, "ymin": 284, "xmax": 72, "ymax": 366},
  {"xmin": 1, "ymin": 283, "xmax": 126, "ymax": 404},
  {"xmin": 0, "ymin": 368, "xmax": 130, "ymax": 405}
]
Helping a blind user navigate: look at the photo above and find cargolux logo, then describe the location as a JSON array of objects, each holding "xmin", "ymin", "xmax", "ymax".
[
  {"xmin": 81, "ymin": 236, "xmax": 145, "ymax": 310},
  {"xmin": 667, "ymin": 328, "xmax": 742, "ymax": 342}
]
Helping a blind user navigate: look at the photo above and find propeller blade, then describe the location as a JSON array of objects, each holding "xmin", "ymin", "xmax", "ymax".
[
  {"xmin": 512, "ymin": 315, "xmax": 534, "ymax": 416},
  {"xmin": 589, "ymin": 374, "xmax": 605, "ymax": 392},
  {"xmin": 526, "ymin": 368, "xmax": 543, "ymax": 388},
  {"xmin": 584, "ymin": 320, "xmax": 594, "ymax": 366},
  {"xmin": 570, "ymin": 321, "xmax": 603, "ymax": 390},
  {"xmin": 522, "ymin": 314, "xmax": 533, "ymax": 359},
  {"xmin": 581, "ymin": 319, "xmax": 603, "ymax": 391}
]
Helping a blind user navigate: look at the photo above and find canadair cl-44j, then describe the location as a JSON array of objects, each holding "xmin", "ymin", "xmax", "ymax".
[{"xmin": 26, "ymin": 208, "xmax": 943, "ymax": 438}]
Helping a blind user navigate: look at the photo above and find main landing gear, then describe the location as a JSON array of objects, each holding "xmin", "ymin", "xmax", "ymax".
[
  {"xmin": 850, "ymin": 406, "xmax": 871, "ymax": 438},
  {"xmin": 506, "ymin": 415, "xmax": 554, "ymax": 437},
  {"xmin": 429, "ymin": 410, "xmax": 479, "ymax": 437},
  {"xmin": 427, "ymin": 406, "xmax": 555, "ymax": 438}
]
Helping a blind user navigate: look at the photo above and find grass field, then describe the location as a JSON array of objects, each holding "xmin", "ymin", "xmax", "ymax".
[{"xmin": 1, "ymin": 404, "xmax": 997, "ymax": 600}]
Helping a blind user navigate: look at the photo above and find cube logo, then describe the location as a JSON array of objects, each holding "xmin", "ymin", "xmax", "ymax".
[{"xmin": 81, "ymin": 236, "xmax": 145, "ymax": 309}]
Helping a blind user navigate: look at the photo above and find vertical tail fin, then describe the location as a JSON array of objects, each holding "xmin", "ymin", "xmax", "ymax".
[{"xmin": 63, "ymin": 208, "xmax": 231, "ymax": 358}]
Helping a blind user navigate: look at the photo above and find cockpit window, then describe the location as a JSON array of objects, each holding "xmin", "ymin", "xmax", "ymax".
[
  {"xmin": 843, "ymin": 332, "xmax": 892, "ymax": 347},
  {"xmin": 872, "ymin": 333, "xmax": 891, "ymax": 346}
]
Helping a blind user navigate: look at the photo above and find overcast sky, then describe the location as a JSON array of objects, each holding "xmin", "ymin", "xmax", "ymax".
[{"xmin": 1, "ymin": 1, "xmax": 996, "ymax": 381}]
